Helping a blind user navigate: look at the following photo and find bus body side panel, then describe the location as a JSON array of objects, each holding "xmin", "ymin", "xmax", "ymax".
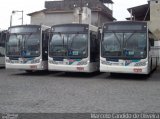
[{"xmin": 148, "ymin": 30, "xmax": 158, "ymax": 73}]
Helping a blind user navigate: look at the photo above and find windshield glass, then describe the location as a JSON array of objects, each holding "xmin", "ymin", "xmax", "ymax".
[
  {"xmin": 23, "ymin": 33, "xmax": 40, "ymax": 57},
  {"xmin": 49, "ymin": 33, "xmax": 88, "ymax": 58},
  {"xmin": 102, "ymin": 32, "xmax": 147, "ymax": 59},
  {"xmin": 6, "ymin": 33, "xmax": 40, "ymax": 57},
  {"xmin": 49, "ymin": 34, "xmax": 67, "ymax": 57},
  {"xmin": 6, "ymin": 35, "xmax": 20, "ymax": 57}
]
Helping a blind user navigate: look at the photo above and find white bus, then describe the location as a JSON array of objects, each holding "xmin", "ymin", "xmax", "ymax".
[
  {"xmin": 5, "ymin": 25, "xmax": 49, "ymax": 72},
  {"xmin": 48, "ymin": 23, "xmax": 99, "ymax": 72},
  {"xmin": 0, "ymin": 30, "xmax": 6, "ymax": 67},
  {"xmin": 100, "ymin": 21, "xmax": 158, "ymax": 74}
]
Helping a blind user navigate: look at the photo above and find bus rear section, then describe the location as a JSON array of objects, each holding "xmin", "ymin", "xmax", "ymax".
[
  {"xmin": 100, "ymin": 21, "xmax": 158, "ymax": 74},
  {"xmin": 48, "ymin": 24, "xmax": 99, "ymax": 72},
  {"xmin": 5, "ymin": 25, "xmax": 49, "ymax": 72}
]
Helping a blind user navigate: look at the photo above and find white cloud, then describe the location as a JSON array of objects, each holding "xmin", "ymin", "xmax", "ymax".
[{"xmin": 113, "ymin": 0, "xmax": 148, "ymax": 20}]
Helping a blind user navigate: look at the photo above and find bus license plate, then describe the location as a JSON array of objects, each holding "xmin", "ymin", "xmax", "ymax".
[
  {"xmin": 30, "ymin": 65, "xmax": 37, "ymax": 69},
  {"xmin": 133, "ymin": 68, "xmax": 142, "ymax": 73},
  {"xmin": 77, "ymin": 67, "xmax": 84, "ymax": 71}
]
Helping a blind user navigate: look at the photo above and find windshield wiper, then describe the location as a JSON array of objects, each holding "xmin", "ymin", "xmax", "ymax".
[
  {"xmin": 124, "ymin": 31, "xmax": 136, "ymax": 47},
  {"xmin": 69, "ymin": 33, "xmax": 79, "ymax": 48}
]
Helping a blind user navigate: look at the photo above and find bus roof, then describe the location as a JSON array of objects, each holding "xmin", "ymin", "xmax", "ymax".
[
  {"xmin": 9, "ymin": 25, "xmax": 50, "ymax": 30},
  {"xmin": 52, "ymin": 23, "xmax": 98, "ymax": 32},
  {"xmin": 103, "ymin": 21, "xmax": 147, "ymax": 26}
]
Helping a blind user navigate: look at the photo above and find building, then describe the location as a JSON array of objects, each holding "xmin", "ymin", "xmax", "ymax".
[
  {"xmin": 28, "ymin": 0, "xmax": 115, "ymax": 27},
  {"xmin": 127, "ymin": 0, "xmax": 160, "ymax": 40}
]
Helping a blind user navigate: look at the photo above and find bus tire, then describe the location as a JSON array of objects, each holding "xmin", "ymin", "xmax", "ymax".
[
  {"xmin": 110, "ymin": 73, "xmax": 117, "ymax": 76},
  {"xmin": 155, "ymin": 58, "xmax": 158, "ymax": 70},
  {"xmin": 25, "ymin": 70, "xmax": 33, "ymax": 73}
]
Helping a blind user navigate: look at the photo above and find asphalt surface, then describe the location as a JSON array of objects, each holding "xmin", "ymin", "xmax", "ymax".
[{"xmin": 0, "ymin": 67, "xmax": 160, "ymax": 113}]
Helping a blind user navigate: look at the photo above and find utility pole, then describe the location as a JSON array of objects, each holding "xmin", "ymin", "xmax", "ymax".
[
  {"xmin": 10, "ymin": 15, "xmax": 12, "ymax": 27},
  {"xmin": 130, "ymin": 9, "xmax": 133, "ymax": 21},
  {"xmin": 12, "ymin": 10, "xmax": 24, "ymax": 25},
  {"xmin": 79, "ymin": 0, "xmax": 83, "ymax": 23},
  {"xmin": 22, "ymin": 10, "xmax": 23, "ymax": 25}
]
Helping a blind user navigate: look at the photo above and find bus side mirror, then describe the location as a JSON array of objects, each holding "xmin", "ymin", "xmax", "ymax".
[
  {"xmin": 98, "ymin": 31, "xmax": 100, "ymax": 40},
  {"xmin": 149, "ymin": 43, "xmax": 151, "ymax": 51}
]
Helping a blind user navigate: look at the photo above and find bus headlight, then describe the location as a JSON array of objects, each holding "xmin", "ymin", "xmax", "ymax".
[
  {"xmin": 48, "ymin": 60, "xmax": 53, "ymax": 64},
  {"xmin": 48, "ymin": 60, "xmax": 52, "ymax": 64},
  {"xmin": 134, "ymin": 62, "xmax": 146, "ymax": 66},
  {"xmin": 6, "ymin": 59, "xmax": 11, "ymax": 63},
  {"xmin": 48, "ymin": 60, "xmax": 57, "ymax": 64},
  {"xmin": 101, "ymin": 60, "xmax": 111, "ymax": 65},
  {"xmin": 31, "ymin": 59, "xmax": 40, "ymax": 64}
]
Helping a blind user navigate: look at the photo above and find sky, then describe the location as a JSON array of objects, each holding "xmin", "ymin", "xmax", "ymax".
[{"xmin": 0, "ymin": 0, "xmax": 148, "ymax": 30}]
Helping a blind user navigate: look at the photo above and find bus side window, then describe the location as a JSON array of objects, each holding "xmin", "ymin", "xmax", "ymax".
[
  {"xmin": 90, "ymin": 32, "xmax": 99, "ymax": 62},
  {"xmin": 42, "ymin": 31, "xmax": 49, "ymax": 61},
  {"xmin": 0, "ymin": 32, "xmax": 5, "ymax": 47},
  {"xmin": 98, "ymin": 28, "xmax": 102, "ymax": 41},
  {"xmin": 150, "ymin": 39, "xmax": 154, "ymax": 46},
  {"xmin": 149, "ymin": 33, "xmax": 154, "ymax": 51}
]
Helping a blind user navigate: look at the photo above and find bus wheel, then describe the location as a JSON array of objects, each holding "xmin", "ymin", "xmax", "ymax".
[
  {"xmin": 155, "ymin": 58, "xmax": 158, "ymax": 70},
  {"xmin": 110, "ymin": 73, "xmax": 117, "ymax": 76}
]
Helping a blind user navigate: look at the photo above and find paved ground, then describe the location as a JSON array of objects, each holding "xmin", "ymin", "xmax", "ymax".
[{"xmin": 0, "ymin": 67, "xmax": 160, "ymax": 113}]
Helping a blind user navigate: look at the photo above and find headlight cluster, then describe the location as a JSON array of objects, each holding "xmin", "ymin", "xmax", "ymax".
[
  {"xmin": 48, "ymin": 60, "xmax": 57, "ymax": 64},
  {"xmin": 48, "ymin": 60, "xmax": 53, "ymax": 64},
  {"xmin": 31, "ymin": 59, "xmax": 40, "ymax": 64},
  {"xmin": 6, "ymin": 59, "xmax": 11, "ymax": 63},
  {"xmin": 134, "ymin": 62, "xmax": 146, "ymax": 66},
  {"xmin": 77, "ymin": 61, "xmax": 88, "ymax": 65},
  {"xmin": 101, "ymin": 60, "xmax": 111, "ymax": 65},
  {"xmin": 6, "ymin": 59, "xmax": 19, "ymax": 63}
]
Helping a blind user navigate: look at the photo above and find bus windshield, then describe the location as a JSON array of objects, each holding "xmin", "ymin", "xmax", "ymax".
[
  {"xmin": 49, "ymin": 33, "xmax": 88, "ymax": 58},
  {"xmin": 6, "ymin": 33, "xmax": 40, "ymax": 57},
  {"xmin": 102, "ymin": 32, "xmax": 147, "ymax": 59}
]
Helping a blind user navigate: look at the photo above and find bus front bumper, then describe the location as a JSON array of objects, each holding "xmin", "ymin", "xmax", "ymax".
[
  {"xmin": 5, "ymin": 62, "xmax": 48, "ymax": 71},
  {"xmin": 48, "ymin": 63, "xmax": 98, "ymax": 73},
  {"xmin": 100, "ymin": 64, "xmax": 149, "ymax": 74}
]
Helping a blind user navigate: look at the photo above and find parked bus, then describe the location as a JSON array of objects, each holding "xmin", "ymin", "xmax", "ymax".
[
  {"xmin": 48, "ymin": 23, "xmax": 99, "ymax": 72},
  {"xmin": 100, "ymin": 21, "xmax": 158, "ymax": 74},
  {"xmin": 0, "ymin": 30, "xmax": 6, "ymax": 67},
  {"xmin": 5, "ymin": 25, "xmax": 49, "ymax": 72}
]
